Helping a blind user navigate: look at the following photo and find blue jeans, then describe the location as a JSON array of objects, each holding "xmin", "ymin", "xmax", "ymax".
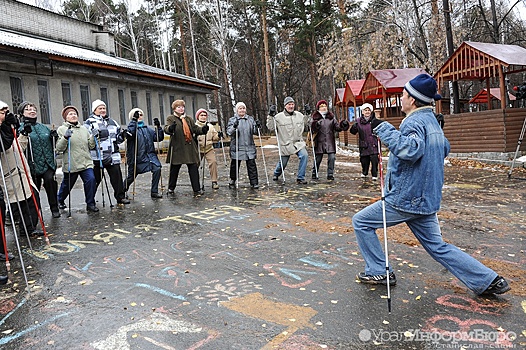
[
  {"xmin": 273, "ymin": 148, "xmax": 308, "ymax": 181},
  {"xmin": 352, "ymin": 200, "xmax": 497, "ymax": 295},
  {"xmin": 58, "ymin": 168, "xmax": 97, "ymax": 207}
]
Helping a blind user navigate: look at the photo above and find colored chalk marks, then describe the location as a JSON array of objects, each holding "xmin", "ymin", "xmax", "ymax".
[{"xmin": 221, "ymin": 292, "xmax": 317, "ymax": 349}]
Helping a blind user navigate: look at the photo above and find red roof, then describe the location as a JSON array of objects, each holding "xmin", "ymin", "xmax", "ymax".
[
  {"xmin": 362, "ymin": 68, "xmax": 428, "ymax": 99},
  {"xmin": 469, "ymin": 88, "xmax": 517, "ymax": 104}
]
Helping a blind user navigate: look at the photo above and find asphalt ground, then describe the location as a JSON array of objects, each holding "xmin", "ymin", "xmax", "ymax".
[{"xmin": 0, "ymin": 140, "xmax": 525, "ymax": 349}]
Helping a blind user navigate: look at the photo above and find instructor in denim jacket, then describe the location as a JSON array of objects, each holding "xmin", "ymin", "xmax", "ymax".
[{"xmin": 352, "ymin": 74, "xmax": 510, "ymax": 296}]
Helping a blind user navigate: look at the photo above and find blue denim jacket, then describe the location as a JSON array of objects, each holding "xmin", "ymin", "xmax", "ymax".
[{"xmin": 375, "ymin": 107, "xmax": 450, "ymax": 215}]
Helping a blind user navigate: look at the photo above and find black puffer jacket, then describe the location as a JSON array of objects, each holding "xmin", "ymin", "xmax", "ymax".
[{"xmin": 310, "ymin": 111, "xmax": 348, "ymax": 154}]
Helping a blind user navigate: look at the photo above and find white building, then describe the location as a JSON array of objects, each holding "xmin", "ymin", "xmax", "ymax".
[{"xmin": 0, "ymin": 0, "xmax": 219, "ymax": 127}]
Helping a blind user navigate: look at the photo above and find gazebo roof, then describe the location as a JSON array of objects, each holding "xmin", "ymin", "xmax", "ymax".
[
  {"xmin": 335, "ymin": 88, "xmax": 345, "ymax": 106},
  {"xmin": 469, "ymin": 88, "xmax": 516, "ymax": 104},
  {"xmin": 334, "ymin": 80, "xmax": 365, "ymax": 106},
  {"xmin": 362, "ymin": 68, "xmax": 428, "ymax": 100},
  {"xmin": 435, "ymin": 41, "xmax": 526, "ymax": 82}
]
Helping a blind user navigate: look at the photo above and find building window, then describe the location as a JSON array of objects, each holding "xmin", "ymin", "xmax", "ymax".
[
  {"xmin": 158, "ymin": 93, "xmax": 165, "ymax": 124},
  {"xmin": 100, "ymin": 87, "xmax": 109, "ymax": 109},
  {"xmin": 37, "ymin": 80, "xmax": 51, "ymax": 124},
  {"xmin": 145, "ymin": 92, "xmax": 153, "ymax": 125},
  {"xmin": 61, "ymin": 82, "xmax": 71, "ymax": 107},
  {"xmin": 10, "ymin": 77, "xmax": 24, "ymax": 112},
  {"xmin": 118, "ymin": 89, "xmax": 126, "ymax": 125},
  {"xmin": 80, "ymin": 84, "xmax": 91, "ymax": 120},
  {"xmin": 169, "ymin": 95, "xmax": 175, "ymax": 109},
  {"xmin": 131, "ymin": 90, "xmax": 138, "ymax": 108}
]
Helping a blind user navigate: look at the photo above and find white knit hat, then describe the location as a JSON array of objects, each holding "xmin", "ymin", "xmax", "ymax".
[
  {"xmin": 128, "ymin": 108, "xmax": 144, "ymax": 120},
  {"xmin": 360, "ymin": 103, "xmax": 374, "ymax": 112},
  {"xmin": 235, "ymin": 102, "xmax": 246, "ymax": 112},
  {"xmin": 0, "ymin": 100, "xmax": 8, "ymax": 110},
  {"xmin": 91, "ymin": 99, "xmax": 106, "ymax": 112}
]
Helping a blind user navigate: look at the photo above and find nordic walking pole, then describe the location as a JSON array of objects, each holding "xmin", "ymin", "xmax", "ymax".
[
  {"xmin": 508, "ymin": 116, "xmax": 526, "ymax": 179},
  {"xmin": 51, "ymin": 124, "xmax": 58, "ymax": 182},
  {"xmin": 154, "ymin": 121, "xmax": 164, "ymax": 193},
  {"xmin": 309, "ymin": 126, "xmax": 318, "ymax": 179},
  {"xmin": 219, "ymin": 131, "xmax": 227, "ymax": 167},
  {"xmin": 377, "ymin": 138, "xmax": 391, "ymax": 313},
  {"xmin": 67, "ymin": 126, "xmax": 72, "ymax": 218},
  {"xmin": 0, "ymin": 157, "xmax": 30, "ymax": 292},
  {"xmin": 132, "ymin": 127, "xmax": 138, "ymax": 200},
  {"xmin": 10, "ymin": 126, "xmax": 50, "ymax": 245},
  {"xmin": 235, "ymin": 122, "xmax": 239, "ymax": 190},
  {"xmin": 272, "ymin": 117, "xmax": 286, "ymax": 184},
  {"xmin": 0, "ymin": 135, "xmax": 34, "ymax": 250},
  {"xmin": 93, "ymin": 135, "xmax": 105, "ymax": 207},
  {"xmin": 201, "ymin": 130, "xmax": 207, "ymax": 191},
  {"xmin": 256, "ymin": 124, "xmax": 269, "ymax": 186}
]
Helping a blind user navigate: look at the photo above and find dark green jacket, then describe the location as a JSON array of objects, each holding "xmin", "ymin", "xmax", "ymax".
[
  {"xmin": 19, "ymin": 121, "xmax": 56, "ymax": 176},
  {"xmin": 163, "ymin": 114, "xmax": 206, "ymax": 165}
]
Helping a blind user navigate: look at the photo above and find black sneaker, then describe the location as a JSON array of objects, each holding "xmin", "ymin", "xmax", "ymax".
[
  {"xmin": 272, "ymin": 175, "xmax": 279, "ymax": 181},
  {"xmin": 251, "ymin": 184, "xmax": 259, "ymax": 189},
  {"xmin": 86, "ymin": 205, "xmax": 100, "ymax": 212},
  {"xmin": 327, "ymin": 176, "xmax": 334, "ymax": 181},
  {"xmin": 117, "ymin": 198, "xmax": 131, "ymax": 205},
  {"xmin": 52, "ymin": 210, "xmax": 61, "ymax": 218},
  {"xmin": 0, "ymin": 275, "xmax": 7, "ymax": 285},
  {"xmin": 0, "ymin": 252, "xmax": 14, "ymax": 260},
  {"xmin": 357, "ymin": 272, "xmax": 397, "ymax": 286},
  {"xmin": 167, "ymin": 189, "xmax": 175, "ymax": 195},
  {"xmin": 479, "ymin": 276, "xmax": 510, "ymax": 295},
  {"xmin": 296, "ymin": 179, "xmax": 308, "ymax": 184},
  {"xmin": 151, "ymin": 193, "xmax": 163, "ymax": 199},
  {"xmin": 228, "ymin": 180, "xmax": 236, "ymax": 188},
  {"xmin": 193, "ymin": 190, "xmax": 204, "ymax": 197},
  {"xmin": 58, "ymin": 201, "xmax": 66, "ymax": 209}
]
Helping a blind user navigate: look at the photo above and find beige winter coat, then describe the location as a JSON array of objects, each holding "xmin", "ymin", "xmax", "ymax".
[
  {"xmin": 195, "ymin": 120, "xmax": 219, "ymax": 153},
  {"xmin": 0, "ymin": 133, "xmax": 36, "ymax": 203}
]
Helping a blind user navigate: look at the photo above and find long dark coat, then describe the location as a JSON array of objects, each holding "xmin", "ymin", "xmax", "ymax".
[
  {"xmin": 310, "ymin": 111, "xmax": 345, "ymax": 154},
  {"xmin": 126, "ymin": 120, "xmax": 163, "ymax": 174},
  {"xmin": 163, "ymin": 114, "xmax": 206, "ymax": 165},
  {"xmin": 349, "ymin": 116, "xmax": 379, "ymax": 156}
]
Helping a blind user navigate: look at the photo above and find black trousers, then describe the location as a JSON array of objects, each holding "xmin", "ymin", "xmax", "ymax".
[
  {"xmin": 360, "ymin": 154, "xmax": 379, "ymax": 177},
  {"xmin": 168, "ymin": 163, "xmax": 201, "ymax": 192},
  {"xmin": 10, "ymin": 187, "xmax": 41, "ymax": 235},
  {"xmin": 229, "ymin": 159, "xmax": 258, "ymax": 185},
  {"xmin": 93, "ymin": 162, "xmax": 126, "ymax": 201},
  {"xmin": 33, "ymin": 168, "xmax": 58, "ymax": 211},
  {"xmin": 0, "ymin": 188, "xmax": 6, "ymax": 253}
]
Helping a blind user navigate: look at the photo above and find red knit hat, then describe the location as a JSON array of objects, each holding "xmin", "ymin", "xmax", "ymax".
[
  {"xmin": 195, "ymin": 108, "xmax": 208, "ymax": 120},
  {"xmin": 61, "ymin": 105, "xmax": 79, "ymax": 120},
  {"xmin": 316, "ymin": 100, "xmax": 328, "ymax": 110}
]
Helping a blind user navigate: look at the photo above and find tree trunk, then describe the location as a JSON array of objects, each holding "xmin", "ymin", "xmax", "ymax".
[
  {"xmin": 179, "ymin": 19, "xmax": 190, "ymax": 76},
  {"xmin": 261, "ymin": 1, "xmax": 273, "ymax": 106},
  {"xmin": 443, "ymin": 0, "xmax": 460, "ymax": 113}
]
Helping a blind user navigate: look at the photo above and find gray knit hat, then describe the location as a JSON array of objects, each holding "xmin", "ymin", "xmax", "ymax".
[{"xmin": 284, "ymin": 96, "xmax": 295, "ymax": 105}]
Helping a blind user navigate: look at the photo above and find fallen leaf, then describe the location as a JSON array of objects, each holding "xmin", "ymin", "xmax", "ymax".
[{"xmin": 383, "ymin": 320, "xmax": 389, "ymax": 324}]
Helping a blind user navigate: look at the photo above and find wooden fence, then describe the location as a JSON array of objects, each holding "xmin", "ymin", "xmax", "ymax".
[{"xmin": 340, "ymin": 108, "xmax": 526, "ymax": 154}]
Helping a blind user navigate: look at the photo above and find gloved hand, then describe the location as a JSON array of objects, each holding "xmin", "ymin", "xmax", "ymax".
[
  {"xmin": 217, "ymin": 131, "xmax": 224, "ymax": 139},
  {"xmin": 122, "ymin": 129, "xmax": 132, "ymax": 140},
  {"xmin": 370, "ymin": 118, "xmax": 385, "ymax": 130},
  {"xmin": 91, "ymin": 128, "xmax": 99, "ymax": 138},
  {"xmin": 132, "ymin": 110, "xmax": 140, "ymax": 121},
  {"xmin": 435, "ymin": 113, "xmax": 445, "ymax": 129},
  {"xmin": 64, "ymin": 128, "xmax": 73, "ymax": 139},
  {"xmin": 340, "ymin": 120, "xmax": 350, "ymax": 130},
  {"xmin": 269, "ymin": 105, "xmax": 277, "ymax": 117},
  {"xmin": 168, "ymin": 123, "xmax": 176, "ymax": 134},
  {"xmin": 49, "ymin": 129, "xmax": 58, "ymax": 139},
  {"xmin": 4, "ymin": 112, "xmax": 19, "ymax": 127},
  {"xmin": 21, "ymin": 123, "xmax": 32, "ymax": 136},
  {"xmin": 304, "ymin": 104, "xmax": 311, "ymax": 115},
  {"xmin": 201, "ymin": 124, "xmax": 209, "ymax": 134},
  {"xmin": 255, "ymin": 120, "xmax": 262, "ymax": 129},
  {"xmin": 233, "ymin": 119, "xmax": 239, "ymax": 129},
  {"xmin": 153, "ymin": 118, "xmax": 160, "ymax": 127}
]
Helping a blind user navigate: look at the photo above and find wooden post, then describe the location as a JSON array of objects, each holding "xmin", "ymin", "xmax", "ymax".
[
  {"xmin": 498, "ymin": 64, "xmax": 507, "ymax": 110},
  {"xmin": 486, "ymin": 78, "xmax": 491, "ymax": 110}
]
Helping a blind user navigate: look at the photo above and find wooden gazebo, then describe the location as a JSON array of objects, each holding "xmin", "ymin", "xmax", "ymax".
[
  {"xmin": 433, "ymin": 41, "xmax": 526, "ymax": 153},
  {"xmin": 435, "ymin": 41, "xmax": 526, "ymax": 112},
  {"xmin": 469, "ymin": 88, "xmax": 516, "ymax": 109},
  {"xmin": 361, "ymin": 68, "xmax": 428, "ymax": 118}
]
